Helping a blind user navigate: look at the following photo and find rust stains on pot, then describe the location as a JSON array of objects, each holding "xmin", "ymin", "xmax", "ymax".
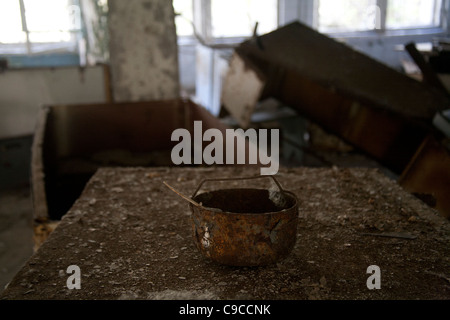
[{"xmin": 189, "ymin": 176, "xmax": 299, "ymax": 266}]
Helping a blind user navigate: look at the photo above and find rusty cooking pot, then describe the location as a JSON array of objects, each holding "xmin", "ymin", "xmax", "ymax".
[{"xmin": 187, "ymin": 175, "xmax": 298, "ymax": 267}]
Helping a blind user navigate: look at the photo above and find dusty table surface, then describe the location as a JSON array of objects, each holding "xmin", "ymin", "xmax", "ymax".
[{"xmin": 1, "ymin": 166, "xmax": 449, "ymax": 300}]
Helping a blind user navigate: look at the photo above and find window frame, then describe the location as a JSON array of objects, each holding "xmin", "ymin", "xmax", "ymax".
[
  {"xmin": 311, "ymin": 0, "xmax": 448, "ymax": 39},
  {"xmin": 0, "ymin": 0, "xmax": 83, "ymax": 68},
  {"xmin": 190, "ymin": 0, "xmax": 280, "ymax": 46},
  {"xmin": 188, "ymin": 0, "xmax": 450, "ymax": 46}
]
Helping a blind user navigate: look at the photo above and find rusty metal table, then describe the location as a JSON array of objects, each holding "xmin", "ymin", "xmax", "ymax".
[{"xmin": 1, "ymin": 167, "xmax": 449, "ymax": 300}]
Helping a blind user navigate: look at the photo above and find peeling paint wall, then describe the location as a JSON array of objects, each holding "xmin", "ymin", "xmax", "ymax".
[{"xmin": 108, "ymin": 0, "xmax": 180, "ymax": 102}]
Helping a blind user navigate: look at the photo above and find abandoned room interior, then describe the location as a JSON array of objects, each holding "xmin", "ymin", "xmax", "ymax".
[{"xmin": 0, "ymin": 0, "xmax": 449, "ymax": 302}]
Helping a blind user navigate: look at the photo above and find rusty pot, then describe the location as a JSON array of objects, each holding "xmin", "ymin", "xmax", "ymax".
[{"xmin": 188, "ymin": 176, "xmax": 298, "ymax": 267}]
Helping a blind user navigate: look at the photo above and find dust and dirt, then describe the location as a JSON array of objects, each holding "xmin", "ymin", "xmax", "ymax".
[{"xmin": 1, "ymin": 166, "xmax": 449, "ymax": 300}]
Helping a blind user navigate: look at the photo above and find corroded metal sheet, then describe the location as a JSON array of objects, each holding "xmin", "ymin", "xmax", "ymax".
[
  {"xmin": 399, "ymin": 135, "xmax": 450, "ymax": 219},
  {"xmin": 222, "ymin": 22, "xmax": 447, "ymax": 175},
  {"xmin": 236, "ymin": 22, "xmax": 449, "ymax": 120}
]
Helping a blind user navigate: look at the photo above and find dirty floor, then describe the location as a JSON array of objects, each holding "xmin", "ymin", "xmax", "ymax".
[{"xmin": 0, "ymin": 186, "xmax": 34, "ymax": 294}]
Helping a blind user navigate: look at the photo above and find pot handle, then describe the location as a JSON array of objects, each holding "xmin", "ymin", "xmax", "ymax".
[{"xmin": 191, "ymin": 175, "xmax": 284, "ymax": 199}]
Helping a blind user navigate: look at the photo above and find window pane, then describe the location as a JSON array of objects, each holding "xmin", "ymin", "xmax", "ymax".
[
  {"xmin": 0, "ymin": 0, "xmax": 27, "ymax": 43},
  {"xmin": 386, "ymin": 0, "xmax": 442, "ymax": 29},
  {"xmin": 318, "ymin": 0, "xmax": 378, "ymax": 32},
  {"xmin": 24, "ymin": 0, "xmax": 74, "ymax": 31},
  {"xmin": 173, "ymin": 0, "xmax": 194, "ymax": 36},
  {"xmin": 28, "ymin": 31, "xmax": 71, "ymax": 43},
  {"xmin": 211, "ymin": 0, "xmax": 278, "ymax": 38},
  {"xmin": 23, "ymin": 0, "xmax": 80, "ymax": 42}
]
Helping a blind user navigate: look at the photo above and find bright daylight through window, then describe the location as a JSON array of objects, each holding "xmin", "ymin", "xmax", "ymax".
[
  {"xmin": 385, "ymin": 0, "xmax": 442, "ymax": 29},
  {"xmin": 0, "ymin": 0, "xmax": 81, "ymax": 54},
  {"xmin": 318, "ymin": 0, "xmax": 443, "ymax": 33},
  {"xmin": 211, "ymin": 0, "xmax": 278, "ymax": 38}
]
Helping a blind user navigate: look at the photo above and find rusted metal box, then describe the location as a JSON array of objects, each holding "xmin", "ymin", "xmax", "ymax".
[{"xmin": 31, "ymin": 99, "xmax": 231, "ymax": 226}]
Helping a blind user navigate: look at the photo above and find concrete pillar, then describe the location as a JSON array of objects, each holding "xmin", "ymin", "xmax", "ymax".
[{"xmin": 108, "ymin": 0, "xmax": 180, "ymax": 102}]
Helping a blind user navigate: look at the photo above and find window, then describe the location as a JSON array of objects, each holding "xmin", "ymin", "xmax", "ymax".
[
  {"xmin": 0, "ymin": 0, "xmax": 82, "ymax": 65},
  {"xmin": 385, "ymin": 0, "xmax": 442, "ymax": 29},
  {"xmin": 174, "ymin": 0, "xmax": 278, "ymax": 43},
  {"xmin": 211, "ymin": 0, "xmax": 278, "ymax": 38},
  {"xmin": 0, "ymin": 0, "xmax": 26, "ymax": 45},
  {"xmin": 318, "ymin": 0, "xmax": 443, "ymax": 33},
  {"xmin": 318, "ymin": 0, "xmax": 378, "ymax": 32},
  {"xmin": 173, "ymin": 0, "xmax": 194, "ymax": 37}
]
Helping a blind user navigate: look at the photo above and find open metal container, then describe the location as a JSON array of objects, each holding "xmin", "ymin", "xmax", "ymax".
[
  {"xmin": 189, "ymin": 176, "xmax": 299, "ymax": 266},
  {"xmin": 31, "ymin": 98, "xmax": 234, "ymax": 249}
]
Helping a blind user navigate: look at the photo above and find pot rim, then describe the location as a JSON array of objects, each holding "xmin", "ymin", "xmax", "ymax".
[{"xmin": 190, "ymin": 189, "xmax": 299, "ymax": 215}]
